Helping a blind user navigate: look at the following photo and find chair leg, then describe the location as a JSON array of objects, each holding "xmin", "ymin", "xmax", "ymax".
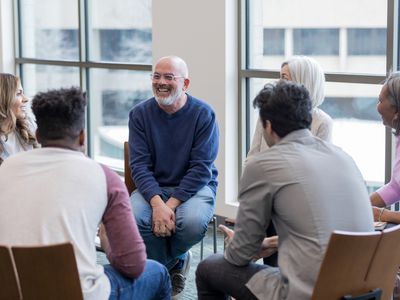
[
  {"xmin": 212, "ymin": 216, "xmax": 217, "ymax": 253},
  {"xmin": 200, "ymin": 239, "xmax": 204, "ymax": 260},
  {"xmin": 200, "ymin": 216, "xmax": 217, "ymax": 260}
]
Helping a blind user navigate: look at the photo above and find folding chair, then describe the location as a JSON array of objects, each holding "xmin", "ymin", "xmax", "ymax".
[
  {"xmin": 12, "ymin": 242, "xmax": 83, "ymax": 300},
  {"xmin": 124, "ymin": 141, "xmax": 136, "ymax": 194},
  {"xmin": 312, "ymin": 225, "xmax": 400, "ymax": 300},
  {"xmin": 200, "ymin": 216, "xmax": 218, "ymax": 260}
]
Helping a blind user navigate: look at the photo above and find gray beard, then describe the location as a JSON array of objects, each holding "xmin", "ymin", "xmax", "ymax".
[
  {"xmin": 155, "ymin": 90, "xmax": 182, "ymax": 106},
  {"xmin": 156, "ymin": 95, "xmax": 177, "ymax": 106}
]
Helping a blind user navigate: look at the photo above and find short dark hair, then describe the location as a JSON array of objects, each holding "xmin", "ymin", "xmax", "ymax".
[
  {"xmin": 32, "ymin": 87, "xmax": 86, "ymax": 141},
  {"xmin": 253, "ymin": 80, "xmax": 312, "ymax": 138}
]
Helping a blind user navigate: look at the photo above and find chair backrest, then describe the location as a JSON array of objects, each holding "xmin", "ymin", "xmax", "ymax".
[
  {"xmin": 367, "ymin": 225, "xmax": 400, "ymax": 299},
  {"xmin": 124, "ymin": 141, "xmax": 136, "ymax": 194},
  {"xmin": 312, "ymin": 225, "xmax": 400, "ymax": 300},
  {"xmin": 0, "ymin": 245, "xmax": 21, "ymax": 300},
  {"xmin": 12, "ymin": 242, "xmax": 83, "ymax": 300}
]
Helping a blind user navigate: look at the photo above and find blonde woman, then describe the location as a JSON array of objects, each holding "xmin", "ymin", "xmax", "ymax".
[
  {"xmin": 0, "ymin": 73, "xmax": 37, "ymax": 165},
  {"xmin": 248, "ymin": 56, "xmax": 333, "ymax": 157}
]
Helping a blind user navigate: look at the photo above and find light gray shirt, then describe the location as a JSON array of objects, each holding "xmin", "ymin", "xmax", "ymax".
[{"xmin": 225, "ymin": 129, "xmax": 374, "ymax": 300}]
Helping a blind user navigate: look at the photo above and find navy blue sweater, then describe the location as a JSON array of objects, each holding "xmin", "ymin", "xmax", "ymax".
[{"xmin": 128, "ymin": 94, "xmax": 219, "ymax": 202}]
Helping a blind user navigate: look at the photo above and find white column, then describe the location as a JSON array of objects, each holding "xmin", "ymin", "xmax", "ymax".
[{"xmin": 153, "ymin": 0, "xmax": 239, "ymax": 218}]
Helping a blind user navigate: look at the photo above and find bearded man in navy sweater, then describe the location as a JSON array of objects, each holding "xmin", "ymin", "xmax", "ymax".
[{"xmin": 128, "ymin": 55, "xmax": 219, "ymax": 298}]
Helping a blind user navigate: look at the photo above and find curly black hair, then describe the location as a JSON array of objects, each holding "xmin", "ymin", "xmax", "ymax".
[
  {"xmin": 253, "ymin": 80, "xmax": 312, "ymax": 138},
  {"xmin": 32, "ymin": 87, "xmax": 86, "ymax": 142}
]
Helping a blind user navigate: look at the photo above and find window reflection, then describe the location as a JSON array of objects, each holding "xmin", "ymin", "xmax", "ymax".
[
  {"xmin": 89, "ymin": 69, "xmax": 152, "ymax": 168},
  {"xmin": 99, "ymin": 29, "xmax": 151, "ymax": 63}
]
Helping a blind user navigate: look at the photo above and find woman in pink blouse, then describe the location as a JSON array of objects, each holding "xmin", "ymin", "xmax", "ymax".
[{"xmin": 371, "ymin": 72, "xmax": 400, "ymax": 223}]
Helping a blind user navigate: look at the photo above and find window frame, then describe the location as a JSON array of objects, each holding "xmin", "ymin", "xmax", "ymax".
[
  {"xmin": 238, "ymin": 0, "xmax": 399, "ymax": 191},
  {"xmin": 13, "ymin": 0, "xmax": 152, "ymax": 171}
]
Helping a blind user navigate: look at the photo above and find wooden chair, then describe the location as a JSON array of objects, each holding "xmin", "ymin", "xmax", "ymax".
[
  {"xmin": 0, "ymin": 245, "xmax": 21, "ymax": 300},
  {"xmin": 12, "ymin": 243, "xmax": 83, "ymax": 300},
  {"xmin": 366, "ymin": 225, "xmax": 400, "ymax": 299},
  {"xmin": 124, "ymin": 141, "xmax": 136, "ymax": 194},
  {"xmin": 312, "ymin": 225, "xmax": 400, "ymax": 300}
]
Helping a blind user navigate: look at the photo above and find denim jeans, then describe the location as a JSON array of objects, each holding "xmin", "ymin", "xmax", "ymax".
[
  {"xmin": 104, "ymin": 259, "xmax": 171, "ymax": 300},
  {"xmin": 195, "ymin": 254, "xmax": 269, "ymax": 300},
  {"xmin": 131, "ymin": 186, "xmax": 215, "ymax": 270}
]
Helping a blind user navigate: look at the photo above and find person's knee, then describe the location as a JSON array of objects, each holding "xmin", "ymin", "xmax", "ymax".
[
  {"xmin": 131, "ymin": 193, "xmax": 152, "ymax": 228},
  {"xmin": 196, "ymin": 254, "xmax": 225, "ymax": 285},
  {"xmin": 176, "ymin": 215, "xmax": 209, "ymax": 242},
  {"xmin": 134, "ymin": 212, "xmax": 151, "ymax": 229},
  {"xmin": 145, "ymin": 260, "xmax": 172, "ymax": 293},
  {"xmin": 195, "ymin": 258, "xmax": 208, "ymax": 280},
  {"xmin": 145, "ymin": 259, "xmax": 169, "ymax": 277}
]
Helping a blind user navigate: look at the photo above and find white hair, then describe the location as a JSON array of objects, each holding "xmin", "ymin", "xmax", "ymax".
[{"xmin": 283, "ymin": 56, "xmax": 325, "ymax": 109}]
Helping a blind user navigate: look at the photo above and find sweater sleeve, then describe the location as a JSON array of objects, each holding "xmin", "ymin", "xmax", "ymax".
[
  {"xmin": 100, "ymin": 164, "xmax": 146, "ymax": 278},
  {"xmin": 376, "ymin": 137, "xmax": 400, "ymax": 206},
  {"xmin": 171, "ymin": 108, "xmax": 219, "ymax": 201},
  {"xmin": 128, "ymin": 107, "xmax": 163, "ymax": 202}
]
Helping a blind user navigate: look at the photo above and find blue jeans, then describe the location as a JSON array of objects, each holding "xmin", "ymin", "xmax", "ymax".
[
  {"xmin": 104, "ymin": 259, "xmax": 171, "ymax": 300},
  {"xmin": 131, "ymin": 186, "xmax": 215, "ymax": 270}
]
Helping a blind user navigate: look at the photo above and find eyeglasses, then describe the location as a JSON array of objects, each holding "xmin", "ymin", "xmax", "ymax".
[{"xmin": 150, "ymin": 73, "xmax": 185, "ymax": 82}]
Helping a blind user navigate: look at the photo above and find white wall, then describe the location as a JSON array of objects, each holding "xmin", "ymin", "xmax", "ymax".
[{"xmin": 153, "ymin": 0, "xmax": 239, "ymax": 218}]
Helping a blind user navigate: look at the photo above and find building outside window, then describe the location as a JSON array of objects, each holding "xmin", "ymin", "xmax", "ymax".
[
  {"xmin": 348, "ymin": 28, "xmax": 387, "ymax": 55},
  {"xmin": 243, "ymin": 0, "xmax": 395, "ymax": 194},
  {"xmin": 263, "ymin": 28, "xmax": 285, "ymax": 55},
  {"xmin": 293, "ymin": 28, "xmax": 340, "ymax": 55}
]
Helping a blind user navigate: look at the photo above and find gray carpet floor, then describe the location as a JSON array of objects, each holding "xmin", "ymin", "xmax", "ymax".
[{"xmin": 97, "ymin": 224, "xmax": 225, "ymax": 299}]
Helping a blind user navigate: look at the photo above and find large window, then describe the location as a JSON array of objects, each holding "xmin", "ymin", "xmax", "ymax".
[
  {"xmin": 242, "ymin": 0, "xmax": 397, "ymax": 192},
  {"xmin": 15, "ymin": 0, "xmax": 152, "ymax": 170}
]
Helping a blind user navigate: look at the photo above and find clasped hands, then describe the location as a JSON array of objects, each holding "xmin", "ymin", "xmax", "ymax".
[
  {"xmin": 150, "ymin": 195, "xmax": 181, "ymax": 237},
  {"xmin": 218, "ymin": 224, "xmax": 279, "ymax": 260}
]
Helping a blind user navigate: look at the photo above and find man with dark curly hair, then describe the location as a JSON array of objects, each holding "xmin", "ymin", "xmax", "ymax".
[
  {"xmin": 0, "ymin": 87, "xmax": 171, "ymax": 300},
  {"xmin": 196, "ymin": 80, "xmax": 374, "ymax": 300}
]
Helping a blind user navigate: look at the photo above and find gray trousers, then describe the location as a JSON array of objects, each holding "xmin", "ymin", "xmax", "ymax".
[{"xmin": 195, "ymin": 253, "xmax": 269, "ymax": 300}]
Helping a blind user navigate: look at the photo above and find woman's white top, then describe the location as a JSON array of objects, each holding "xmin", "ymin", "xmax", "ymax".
[
  {"xmin": 0, "ymin": 131, "xmax": 33, "ymax": 161},
  {"xmin": 247, "ymin": 108, "xmax": 333, "ymax": 157}
]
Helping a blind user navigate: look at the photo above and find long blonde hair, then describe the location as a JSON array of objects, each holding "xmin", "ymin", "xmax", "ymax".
[{"xmin": 0, "ymin": 73, "xmax": 37, "ymax": 164}]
